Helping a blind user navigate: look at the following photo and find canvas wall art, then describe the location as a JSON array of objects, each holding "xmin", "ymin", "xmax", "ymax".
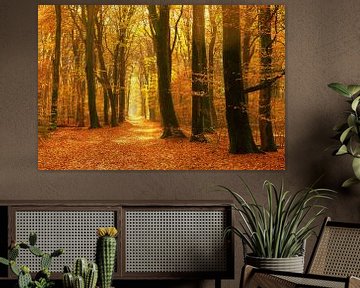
[{"xmin": 38, "ymin": 5, "xmax": 285, "ymax": 170}]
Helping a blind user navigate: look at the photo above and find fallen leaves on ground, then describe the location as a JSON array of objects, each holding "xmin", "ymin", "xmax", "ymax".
[{"xmin": 38, "ymin": 120, "xmax": 285, "ymax": 170}]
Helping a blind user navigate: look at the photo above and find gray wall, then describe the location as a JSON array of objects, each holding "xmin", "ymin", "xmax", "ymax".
[{"xmin": 1, "ymin": 0, "xmax": 360, "ymax": 287}]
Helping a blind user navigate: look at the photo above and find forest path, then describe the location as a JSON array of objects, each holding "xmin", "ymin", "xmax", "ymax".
[{"xmin": 38, "ymin": 119, "xmax": 285, "ymax": 170}]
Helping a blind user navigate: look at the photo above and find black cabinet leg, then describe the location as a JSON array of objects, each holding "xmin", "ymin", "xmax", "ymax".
[{"xmin": 215, "ymin": 278, "xmax": 221, "ymax": 288}]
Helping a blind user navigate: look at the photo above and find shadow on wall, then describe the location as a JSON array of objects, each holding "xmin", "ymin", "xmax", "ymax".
[
  {"xmin": 301, "ymin": 111, "xmax": 360, "ymax": 222},
  {"xmin": 287, "ymin": 108, "xmax": 360, "ymax": 267}
]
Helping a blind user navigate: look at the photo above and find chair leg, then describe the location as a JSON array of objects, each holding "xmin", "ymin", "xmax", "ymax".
[{"xmin": 240, "ymin": 265, "xmax": 255, "ymax": 288}]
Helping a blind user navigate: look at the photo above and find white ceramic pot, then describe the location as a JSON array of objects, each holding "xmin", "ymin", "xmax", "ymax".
[{"xmin": 245, "ymin": 254, "xmax": 305, "ymax": 273}]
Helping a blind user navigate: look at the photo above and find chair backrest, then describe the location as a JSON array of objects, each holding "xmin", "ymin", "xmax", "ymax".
[{"xmin": 307, "ymin": 217, "xmax": 360, "ymax": 277}]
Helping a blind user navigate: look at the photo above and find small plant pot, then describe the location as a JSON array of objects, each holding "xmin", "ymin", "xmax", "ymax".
[{"xmin": 245, "ymin": 254, "xmax": 305, "ymax": 273}]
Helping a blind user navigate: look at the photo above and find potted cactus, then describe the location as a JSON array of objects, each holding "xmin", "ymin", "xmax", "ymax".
[
  {"xmin": 0, "ymin": 232, "xmax": 63, "ymax": 288},
  {"xmin": 96, "ymin": 227, "xmax": 118, "ymax": 288},
  {"xmin": 62, "ymin": 258, "xmax": 98, "ymax": 288}
]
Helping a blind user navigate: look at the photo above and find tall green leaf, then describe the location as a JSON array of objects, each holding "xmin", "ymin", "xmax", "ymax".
[
  {"xmin": 347, "ymin": 85, "xmax": 360, "ymax": 97},
  {"xmin": 351, "ymin": 96, "xmax": 360, "ymax": 111},
  {"xmin": 352, "ymin": 157, "xmax": 360, "ymax": 179},
  {"xmin": 328, "ymin": 83, "xmax": 351, "ymax": 98},
  {"xmin": 221, "ymin": 180, "xmax": 335, "ymax": 258}
]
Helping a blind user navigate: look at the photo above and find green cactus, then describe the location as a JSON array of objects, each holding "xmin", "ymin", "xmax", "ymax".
[
  {"xmin": 96, "ymin": 235, "xmax": 117, "ymax": 288},
  {"xmin": 35, "ymin": 268, "xmax": 51, "ymax": 281},
  {"xmin": 63, "ymin": 272, "xmax": 74, "ymax": 288},
  {"xmin": 33, "ymin": 277, "xmax": 54, "ymax": 288},
  {"xmin": 29, "ymin": 246, "xmax": 44, "ymax": 257},
  {"xmin": 74, "ymin": 258, "xmax": 88, "ymax": 279},
  {"xmin": 10, "ymin": 260, "xmax": 21, "ymax": 276},
  {"xmin": 63, "ymin": 265, "xmax": 72, "ymax": 273},
  {"xmin": 41, "ymin": 253, "xmax": 52, "ymax": 270},
  {"xmin": 63, "ymin": 259, "xmax": 98, "ymax": 288},
  {"xmin": 18, "ymin": 270, "xmax": 32, "ymax": 288},
  {"xmin": 0, "ymin": 232, "xmax": 63, "ymax": 288},
  {"xmin": 85, "ymin": 263, "xmax": 98, "ymax": 288},
  {"xmin": 21, "ymin": 265, "xmax": 30, "ymax": 274},
  {"xmin": 0, "ymin": 257, "xmax": 9, "ymax": 266},
  {"xmin": 9, "ymin": 246, "xmax": 19, "ymax": 260},
  {"xmin": 73, "ymin": 275, "xmax": 85, "ymax": 288},
  {"xmin": 29, "ymin": 232, "xmax": 37, "ymax": 246},
  {"xmin": 51, "ymin": 248, "xmax": 63, "ymax": 258},
  {"xmin": 19, "ymin": 243, "xmax": 30, "ymax": 249}
]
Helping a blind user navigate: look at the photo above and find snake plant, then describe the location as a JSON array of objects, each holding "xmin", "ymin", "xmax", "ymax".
[{"xmin": 222, "ymin": 179, "xmax": 335, "ymax": 258}]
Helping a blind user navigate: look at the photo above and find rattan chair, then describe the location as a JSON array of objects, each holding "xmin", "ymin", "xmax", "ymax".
[{"xmin": 241, "ymin": 217, "xmax": 360, "ymax": 288}]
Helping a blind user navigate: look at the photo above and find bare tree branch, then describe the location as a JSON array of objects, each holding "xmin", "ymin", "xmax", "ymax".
[
  {"xmin": 68, "ymin": 5, "xmax": 85, "ymax": 44},
  {"xmin": 171, "ymin": 5, "xmax": 184, "ymax": 55},
  {"xmin": 147, "ymin": 5, "xmax": 159, "ymax": 36},
  {"xmin": 244, "ymin": 70, "xmax": 285, "ymax": 94}
]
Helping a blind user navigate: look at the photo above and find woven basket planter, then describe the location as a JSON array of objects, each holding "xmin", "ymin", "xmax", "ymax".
[{"xmin": 245, "ymin": 254, "xmax": 305, "ymax": 273}]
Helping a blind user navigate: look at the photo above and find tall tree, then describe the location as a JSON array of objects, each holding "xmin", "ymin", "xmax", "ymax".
[
  {"xmin": 242, "ymin": 6, "xmax": 256, "ymax": 103},
  {"xmin": 85, "ymin": 5, "xmax": 100, "ymax": 128},
  {"xmin": 207, "ymin": 5, "xmax": 218, "ymax": 129},
  {"xmin": 148, "ymin": 5, "xmax": 185, "ymax": 138},
  {"xmin": 147, "ymin": 59, "xmax": 158, "ymax": 121},
  {"xmin": 49, "ymin": 5, "xmax": 61, "ymax": 131},
  {"xmin": 191, "ymin": 5, "xmax": 208, "ymax": 142},
  {"xmin": 118, "ymin": 36, "xmax": 126, "ymax": 122},
  {"xmin": 116, "ymin": 6, "xmax": 136, "ymax": 122},
  {"xmin": 222, "ymin": 5, "xmax": 259, "ymax": 154},
  {"xmin": 258, "ymin": 5, "xmax": 277, "ymax": 151},
  {"xmin": 103, "ymin": 88, "xmax": 109, "ymax": 125},
  {"xmin": 70, "ymin": 28, "xmax": 85, "ymax": 127},
  {"xmin": 112, "ymin": 43, "xmax": 119, "ymax": 122},
  {"xmin": 95, "ymin": 7, "xmax": 117, "ymax": 127}
]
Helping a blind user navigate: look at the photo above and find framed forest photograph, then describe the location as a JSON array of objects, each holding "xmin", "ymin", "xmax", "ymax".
[{"xmin": 38, "ymin": 5, "xmax": 285, "ymax": 170}]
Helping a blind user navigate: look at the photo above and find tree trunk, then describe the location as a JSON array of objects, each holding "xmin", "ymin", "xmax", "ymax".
[
  {"xmin": 103, "ymin": 88, "xmax": 109, "ymax": 125},
  {"xmin": 222, "ymin": 5, "xmax": 259, "ymax": 154},
  {"xmin": 148, "ymin": 5, "xmax": 185, "ymax": 138},
  {"xmin": 190, "ymin": 5, "xmax": 208, "ymax": 142},
  {"xmin": 207, "ymin": 5, "xmax": 218, "ymax": 128},
  {"xmin": 50, "ymin": 5, "xmax": 61, "ymax": 131},
  {"xmin": 148, "ymin": 62, "xmax": 157, "ymax": 121},
  {"xmin": 95, "ymin": 12, "xmax": 117, "ymax": 127},
  {"xmin": 78, "ymin": 80, "xmax": 86, "ymax": 127},
  {"xmin": 113, "ymin": 43, "xmax": 119, "ymax": 120},
  {"xmin": 258, "ymin": 5, "xmax": 277, "ymax": 151},
  {"xmin": 85, "ymin": 5, "xmax": 100, "ymax": 129},
  {"xmin": 116, "ymin": 6, "xmax": 136, "ymax": 122},
  {"xmin": 118, "ymin": 35, "xmax": 126, "ymax": 122},
  {"xmin": 139, "ymin": 75, "xmax": 147, "ymax": 118},
  {"xmin": 70, "ymin": 24, "xmax": 85, "ymax": 127},
  {"xmin": 242, "ymin": 6, "xmax": 255, "ymax": 104}
]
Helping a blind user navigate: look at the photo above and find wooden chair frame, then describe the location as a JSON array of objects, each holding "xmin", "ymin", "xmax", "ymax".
[{"xmin": 241, "ymin": 217, "xmax": 360, "ymax": 288}]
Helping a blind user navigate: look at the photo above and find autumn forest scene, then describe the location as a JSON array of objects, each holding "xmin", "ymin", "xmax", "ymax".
[{"xmin": 38, "ymin": 5, "xmax": 285, "ymax": 170}]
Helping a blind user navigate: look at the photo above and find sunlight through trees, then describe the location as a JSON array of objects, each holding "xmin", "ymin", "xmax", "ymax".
[{"xmin": 38, "ymin": 5, "xmax": 285, "ymax": 165}]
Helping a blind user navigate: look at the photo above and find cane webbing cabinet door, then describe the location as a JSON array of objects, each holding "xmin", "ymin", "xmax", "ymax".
[
  {"xmin": 8, "ymin": 205, "xmax": 119, "ymax": 278},
  {"xmin": 121, "ymin": 205, "xmax": 233, "ymax": 279},
  {"xmin": 0, "ymin": 202, "xmax": 233, "ymax": 284}
]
